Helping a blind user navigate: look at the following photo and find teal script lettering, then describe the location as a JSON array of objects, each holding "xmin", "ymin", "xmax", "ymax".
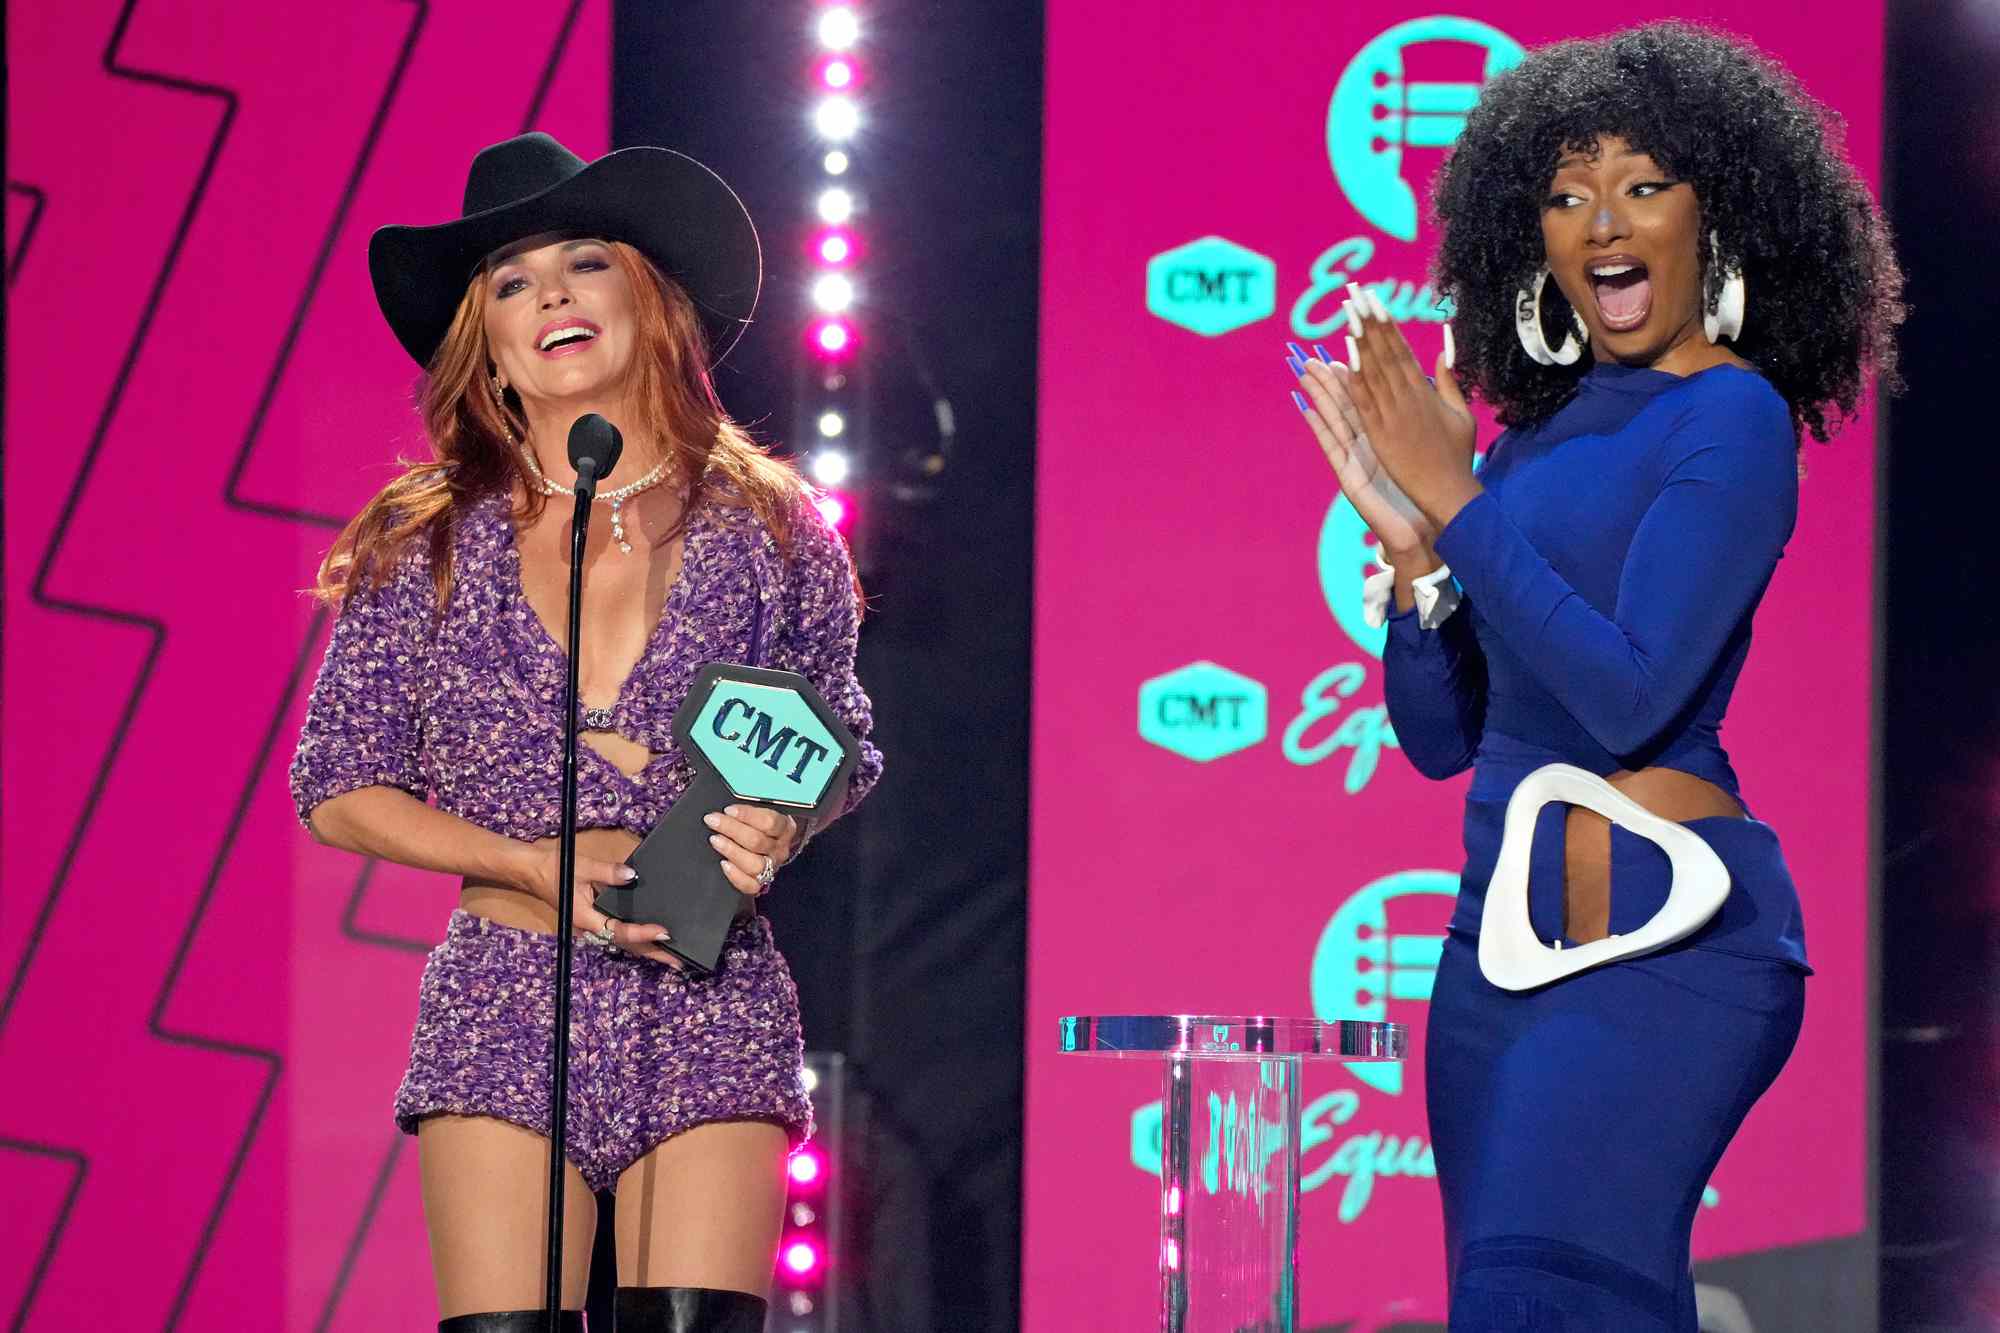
[
  {"xmin": 1299, "ymin": 1089, "xmax": 1436, "ymax": 1224},
  {"xmin": 1130, "ymin": 1089, "xmax": 1434, "ymax": 1225},
  {"xmin": 1289, "ymin": 235, "xmax": 1454, "ymax": 341},
  {"xmin": 1282, "ymin": 662, "xmax": 1401, "ymax": 792}
]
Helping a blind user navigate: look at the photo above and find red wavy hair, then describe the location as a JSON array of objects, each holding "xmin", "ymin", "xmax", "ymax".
[{"xmin": 317, "ymin": 240, "xmax": 806, "ymax": 606}]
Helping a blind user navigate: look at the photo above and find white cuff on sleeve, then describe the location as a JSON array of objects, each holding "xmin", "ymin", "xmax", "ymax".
[{"xmin": 1362, "ymin": 560, "xmax": 1462, "ymax": 631}]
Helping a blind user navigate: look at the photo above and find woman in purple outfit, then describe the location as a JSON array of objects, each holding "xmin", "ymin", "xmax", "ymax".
[{"xmin": 290, "ymin": 133, "xmax": 881, "ymax": 1333}]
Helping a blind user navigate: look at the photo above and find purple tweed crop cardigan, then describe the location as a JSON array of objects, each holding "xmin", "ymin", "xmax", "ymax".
[{"xmin": 290, "ymin": 485, "xmax": 882, "ymax": 843}]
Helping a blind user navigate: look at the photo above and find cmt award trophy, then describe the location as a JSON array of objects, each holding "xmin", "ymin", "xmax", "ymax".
[{"xmin": 596, "ymin": 663, "xmax": 860, "ymax": 975}]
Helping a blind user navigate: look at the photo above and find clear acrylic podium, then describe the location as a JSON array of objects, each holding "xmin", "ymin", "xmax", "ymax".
[{"xmin": 1059, "ymin": 1015, "xmax": 1407, "ymax": 1332}]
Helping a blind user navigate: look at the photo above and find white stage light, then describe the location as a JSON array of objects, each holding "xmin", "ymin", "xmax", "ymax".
[
  {"xmin": 808, "ymin": 448, "xmax": 848, "ymax": 486},
  {"xmin": 823, "ymin": 149, "xmax": 850, "ymax": 175},
  {"xmin": 814, "ymin": 96, "xmax": 860, "ymax": 141},
  {"xmin": 817, "ymin": 411, "xmax": 846, "ymax": 438},
  {"xmin": 816, "ymin": 188, "xmax": 854, "ymax": 223},
  {"xmin": 811, "ymin": 450, "xmax": 852, "ymax": 487},
  {"xmin": 812, "ymin": 273, "xmax": 855, "ymax": 313},
  {"xmin": 818, "ymin": 7, "xmax": 859, "ymax": 49}
]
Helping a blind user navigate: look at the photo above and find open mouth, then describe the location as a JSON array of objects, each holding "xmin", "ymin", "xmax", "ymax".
[
  {"xmin": 1587, "ymin": 260, "xmax": 1651, "ymax": 332},
  {"xmin": 537, "ymin": 322, "xmax": 600, "ymax": 356}
]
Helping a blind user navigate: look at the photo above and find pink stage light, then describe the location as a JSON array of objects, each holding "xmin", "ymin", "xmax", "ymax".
[
  {"xmin": 789, "ymin": 1151, "xmax": 824, "ymax": 1186},
  {"xmin": 821, "ymin": 57, "xmax": 856, "ymax": 90},
  {"xmin": 782, "ymin": 1240, "xmax": 822, "ymax": 1277},
  {"xmin": 814, "ymin": 493, "xmax": 851, "ymax": 529},
  {"xmin": 817, "ymin": 230, "xmax": 855, "ymax": 266},
  {"xmin": 813, "ymin": 319, "xmax": 854, "ymax": 356}
]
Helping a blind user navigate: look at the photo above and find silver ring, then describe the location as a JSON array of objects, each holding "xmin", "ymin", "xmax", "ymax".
[
  {"xmin": 756, "ymin": 854, "xmax": 777, "ymax": 889},
  {"xmin": 586, "ymin": 919, "xmax": 617, "ymax": 947}
]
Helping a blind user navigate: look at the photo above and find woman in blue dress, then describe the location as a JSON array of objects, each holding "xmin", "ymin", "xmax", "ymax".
[{"xmin": 1289, "ymin": 23, "xmax": 1903, "ymax": 1331}]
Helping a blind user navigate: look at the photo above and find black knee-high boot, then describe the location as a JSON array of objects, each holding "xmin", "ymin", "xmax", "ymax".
[
  {"xmin": 615, "ymin": 1286, "xmax": 767, "ymax": 1332},
  {"xmin": 438, "ymin": 1311, "xmax": 585, "ymax": 1331}
]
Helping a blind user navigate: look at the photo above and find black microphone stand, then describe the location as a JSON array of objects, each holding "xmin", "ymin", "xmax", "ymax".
[{"xmin": 546, "ymin": 453, "xmax": 602, "ymax": 1330}]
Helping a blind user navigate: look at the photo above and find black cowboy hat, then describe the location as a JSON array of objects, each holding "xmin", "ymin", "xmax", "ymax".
[{"xmin": 367, "ymin": 132, "xmax": 761, "ymax": 368}]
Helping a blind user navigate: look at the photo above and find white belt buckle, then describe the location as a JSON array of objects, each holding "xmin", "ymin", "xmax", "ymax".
[{"xmin": 1477, "ymin": 763, "xmax": 1730, "ymax": 991}]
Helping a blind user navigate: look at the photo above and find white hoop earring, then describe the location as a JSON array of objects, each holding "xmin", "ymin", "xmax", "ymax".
[
  {"xmin": 1703, "ymin": 232, "xmax": 1746, "ymax": 344},
  {"xmin": 1513, "ymin": 268, "xmax": 1587, "ymax": 367}
]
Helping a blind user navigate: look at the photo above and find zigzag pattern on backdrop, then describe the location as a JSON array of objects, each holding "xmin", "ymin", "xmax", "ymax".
[
  {"xmin": 4, "ymin": 182, "xmax": 47, "ymax": 287},
  {"xmin": 5, "ymin": 6, "xmax": 248, "ymax": 1322},
  {"xmin": 0, "ymin": 2, "xmax": 607, "ymax": 1327}
]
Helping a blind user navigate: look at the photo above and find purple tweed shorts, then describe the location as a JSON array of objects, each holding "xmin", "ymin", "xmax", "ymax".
[{"xmin": 394, "ymin": 910, "xmax": 814, "ymax": 1191}]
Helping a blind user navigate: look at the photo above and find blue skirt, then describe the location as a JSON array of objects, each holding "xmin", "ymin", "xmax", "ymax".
[{"xmin": 1426, "ymin": 929, "xmax": 1804, "ymax": 1331}]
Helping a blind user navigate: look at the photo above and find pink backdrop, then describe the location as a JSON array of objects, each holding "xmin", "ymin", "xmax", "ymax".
[
  {"xmin": 2, "ymin": 3, "xmax": 607, "ymax": 1326},
  {"xmin": 1026, "ymin": 6, "xmax": 1880, "ymax": 1329}
]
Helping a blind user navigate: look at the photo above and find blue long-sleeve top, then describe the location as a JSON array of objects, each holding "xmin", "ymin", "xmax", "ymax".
[{"xmin": 1383, "ymin": 361, "xmax": 1809, "ymax": 965}]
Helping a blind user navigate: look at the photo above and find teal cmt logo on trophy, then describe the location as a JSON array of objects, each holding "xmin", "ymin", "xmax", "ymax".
[
  {"xmin": 693, "ymin": 683, "xmax": 843, "ymax": 793},
  {"xmin": 1326, "ymin": 16, "xmax": 1524, "ymax": 241},
  {"xmin": 596, "ymin": 664, "xmax": 859, "ymax": 975},
  {"xmin": 1145, "ymin": 236, "xmax": 1277, "ymax": 337},
  {"xmin": 1138, "ymin": 660, "xmax": 1269, "ymax": 762},
  {"xmin": 1310, "ymin": 870, "xmax": 1456, "ymax": 1095}
]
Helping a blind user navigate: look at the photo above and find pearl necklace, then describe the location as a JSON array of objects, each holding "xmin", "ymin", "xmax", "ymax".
[{"xmin": 518, "ymin": 448, "xmax": 668, "ymax": 554}]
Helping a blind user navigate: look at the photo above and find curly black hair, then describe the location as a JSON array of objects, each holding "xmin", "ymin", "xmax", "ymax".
[{"xmin": 1431, "ymin": 21, "xmax": 1903, "ymax": 443}]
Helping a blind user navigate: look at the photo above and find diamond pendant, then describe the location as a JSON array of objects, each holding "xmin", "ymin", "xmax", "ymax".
[{"xmin": 610, "ymin": 498, "xmax": 632, "ymax": 554}]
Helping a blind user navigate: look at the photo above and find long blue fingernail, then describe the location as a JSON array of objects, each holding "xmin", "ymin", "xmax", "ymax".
[
  {"xmin": 1313, "ymin": 344, "xmax": 1333, "ymax": 363},
  {"xmin": 1286, "ymin": 354, "xmax": 1307, "ymax": 378},
  {"xmin": 1286, "ymin": 341, "xmax": 1307, "ymax": 360},
  {"xmin": 1291, "ymin": 390, "xmax": 1310, "ymax": 413}
]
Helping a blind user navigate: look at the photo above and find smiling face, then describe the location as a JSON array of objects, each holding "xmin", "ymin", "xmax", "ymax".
[
  {"xmin": 1540, "ymin": 135, "xmax": 1712, "ymax": 370},
  {"xmin": 481, "ymin": 233, "xmax": 637, "ymax": 405}
]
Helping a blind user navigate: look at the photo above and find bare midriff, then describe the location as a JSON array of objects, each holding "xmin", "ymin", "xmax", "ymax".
[
  {"xmin": 1563, "ymin": 766, "xmax": 1745, "ymax": 943},
  {"xmin": 459, "ymin": 826, "xmax": 643, "ymax": 935}
]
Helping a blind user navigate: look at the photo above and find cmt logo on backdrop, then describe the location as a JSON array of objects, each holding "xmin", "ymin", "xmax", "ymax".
[
  {"xmin": 1146, "ymin": 237, "xmax": 1277, "ymax": 337},
  {"xmin": 1143, "ymin": 16, "xmax": 1522, "ymax": 338},
  {"xmin": 1137, "ymin": 661, "xmax": 1268, "ymax": 762}
]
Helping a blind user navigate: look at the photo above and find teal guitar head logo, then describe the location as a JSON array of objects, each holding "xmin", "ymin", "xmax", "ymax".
[
  {"xmin": 1317, "ymin": 451, "xmax": 1482, "ymax": 656},
  {"xmin": 1317, "ymin": 495, "xmax": 1385, "ymax": 659},
  {"xmin": 691, "ymin": 679, "xmax": 844, "ymax": 806},
  {"xmin": 1146, "ymin": 235, "xmax": 1277, "ymax": 336},
  {"xmin": 1328, "ymin": 16, "xmax": 1525, "ymax": 242},
  {"xmin": 1310, "ymin": 869, "xmax": 1456, "ymax": 1095}
]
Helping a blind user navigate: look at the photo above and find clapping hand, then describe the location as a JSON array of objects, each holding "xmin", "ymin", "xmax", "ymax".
[
  {"xmin": 1294, "ymin": 285, "xmax": 1480, "ymax": 534},
  {"xmin": 1290, "ymin": 340, "xmax": 1434, "ymax": 558}
]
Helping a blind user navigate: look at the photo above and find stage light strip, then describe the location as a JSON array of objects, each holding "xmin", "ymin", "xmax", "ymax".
[{"xmin": 803, "ymin": 2, "xmax": 862, "ymax": 540}]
